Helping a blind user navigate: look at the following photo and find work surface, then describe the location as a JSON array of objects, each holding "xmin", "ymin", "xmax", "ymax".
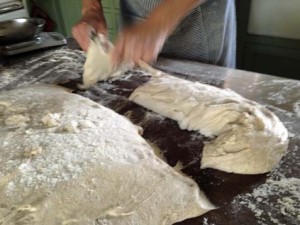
[{"xmin": 0, "ymin": 44, "xmax": 299, "ymax": 225}]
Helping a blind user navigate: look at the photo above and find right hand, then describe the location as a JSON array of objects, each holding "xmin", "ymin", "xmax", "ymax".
[
  {"xmin": 112, "ymin": 20, "xmax": 169, "ymax": 66},
  {"xmin": 72, "ymin": 9, "xmax": 107, "ymax": 52}
]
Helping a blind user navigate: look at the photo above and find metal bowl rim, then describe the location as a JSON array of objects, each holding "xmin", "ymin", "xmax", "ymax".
[{"xmin": 0, "ymin": 17, "xmax": 45, "ymax": 27}]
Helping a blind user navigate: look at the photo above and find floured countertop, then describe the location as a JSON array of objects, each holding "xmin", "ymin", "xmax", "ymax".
[{"xmin": 0, "ymin": 41, "xmax": 299, "ymax": 225}]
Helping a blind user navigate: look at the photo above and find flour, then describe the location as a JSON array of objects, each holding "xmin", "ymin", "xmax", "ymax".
[
  {"xmin": 61, "ymin": 120, "xmax": 80, "ymax": 133},
  {"xmin": 231, "ymin": 131, "xmax": 300, "ymax": 225},
  {"xmin": 293, "ymin": 101, "xmax": 300, "ymax": 118},
  {"xmin": 23, "ymin": 146, "xmax": 43, "ymax": 158},
  {"xmin": 5, "ymin": 114, "xmax": 30, "ymax": 127},
  {"xmin": 254, "ymin": 79, "xmax": 300, "ymax": 113},
  {"xmin": 41, "ymin": 113, "xmax": 61, "ymax": 127},
  {"xmin": 0, "ymin": 48, "xmax": 85, "ymax": 90},
  {"xmin": 233, "ymin": 177, "xmax": 300, "ymax": 225},
  {"xmin": 203, "ymin": 217, "xmax": 215, "ymax": 225}
]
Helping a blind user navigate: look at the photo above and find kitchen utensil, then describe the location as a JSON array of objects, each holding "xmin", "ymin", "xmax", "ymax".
[{"xmin": 0, "ymin": 17, "xmax": 44, "ymax": 45}]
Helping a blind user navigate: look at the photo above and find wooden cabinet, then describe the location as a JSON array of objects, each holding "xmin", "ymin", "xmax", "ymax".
[
  {"xmin": 34, "ymin": 0, "xmax": 120, "ymax": 41},
  {"xmin": 102, "ymin": 0, "xmax": 120, "ymax": 41}
]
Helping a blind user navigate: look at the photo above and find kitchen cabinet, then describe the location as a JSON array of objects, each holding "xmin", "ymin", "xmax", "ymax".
[
  {"xmin": 33, "ymin": 0, "xmax": 120, "ymax": 41},
  {"xmin": 236, "ymin": 0, "xmax": 300, "ymax": 80}
]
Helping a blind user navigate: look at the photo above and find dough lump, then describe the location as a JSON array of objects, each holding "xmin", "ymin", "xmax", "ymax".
[
  {"xmin": 0, "ymin": 85, "xmax": 214, "ymax": 225},
  {"xmin": 80, "ymin": 34, "xmax": 132, "ymax": 89},
  {"xmin": 129, "ymin": 68, "xmax": 289, "ymax": 174}
]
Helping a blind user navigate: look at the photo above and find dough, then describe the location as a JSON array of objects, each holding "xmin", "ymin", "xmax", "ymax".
[
  {"xmin": 0, "ymin": 85, "xmax": 214, "ymax": 225},
  {"xmin": 5, "ymin": 114, "xmax": 30, "ymax": 127},
  {"xmin": 129, "ymin": 67, "xmax": 289, "ymax": 174},
  {"xmin": 80, "ymin": 34, "xmax": 132, "ymax": 89}
]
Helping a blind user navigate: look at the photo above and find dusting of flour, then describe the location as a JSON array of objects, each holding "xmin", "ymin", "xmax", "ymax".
[
  {"xmin": 0, "ymin": 85, "xmax": 214, "ymax": 225},
  {"xmin": 231, "ymin": 105, "xmax": 300, "ymax": 225}
]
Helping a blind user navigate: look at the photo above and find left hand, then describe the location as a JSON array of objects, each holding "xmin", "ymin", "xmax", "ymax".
[
  {"xmin": 72, "ymin": 9, "xmax": 107, "ymax": 52},
  {"xmin": 111, "ymin": 20, "xmax": 169, "ymax": 66}
]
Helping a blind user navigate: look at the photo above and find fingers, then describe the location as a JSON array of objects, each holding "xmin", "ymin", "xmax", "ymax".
[
  {"xmin": 112, "ymin": 26, "xmax": 164, "ymax": 67},
  {"xmin": 95, "ymin": 23, "xmax": 109, "ymax": 37},
  {"xmin": 72, "ymin": 14, "xmax": 108, "ymax": 52},
  {"xmin": 142, "ymin": 37, "xmax": 157, "ymax": 63},
  {"xmin": 111, "ymin": 33, "xmax": 126, "ymax": 66},
  {"xmin": 72, "ymin": 22, "xmax": 90, "ymax": 52}
]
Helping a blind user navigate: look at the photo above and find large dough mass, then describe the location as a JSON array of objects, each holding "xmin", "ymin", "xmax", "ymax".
[
  {"xmin": 129, "ymin": 68, "xmax": 289, "ymax": 174},
  {"xmin": 0, "ymin": 85, "xmax": 214, "ymax": 225}
]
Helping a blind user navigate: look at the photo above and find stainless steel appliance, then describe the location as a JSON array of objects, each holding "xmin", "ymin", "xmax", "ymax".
[
  {"xmin": 0, "ymin": 17, "xmax": 67, "ymax": 55},
  {"xmin": 0, "ymin": 0, "xmax": 29, "ymax": 21}
]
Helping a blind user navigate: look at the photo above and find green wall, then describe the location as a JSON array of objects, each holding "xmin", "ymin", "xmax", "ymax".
[{"xmin": 34, "ymin": 0, "xmax": 120, "ymax": 41}]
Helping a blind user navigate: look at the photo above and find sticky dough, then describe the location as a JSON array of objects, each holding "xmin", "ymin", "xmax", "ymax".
[
  {"xmin": 129, "ymin": 67, "xmax": 289, "ymax": 174},
  {"xmin": 80, "ymin": 34, "xmax": 132, "ymax": 89},
  {"xmin": 0, "ymin": 85, "xmax": 214, "ymax": 225}
]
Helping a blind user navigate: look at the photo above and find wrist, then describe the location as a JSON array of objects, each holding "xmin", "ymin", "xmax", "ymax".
[
  {"xmin": 146, "ymin": 15, "xmax": 176, "ymax": 37},
  {"xmin": 82, "ymin": 0, "xmax": 102, "ymax": 15},
  {"xmin": 80, "ymin": 9, "xmax": 107, "ymax": 34}
]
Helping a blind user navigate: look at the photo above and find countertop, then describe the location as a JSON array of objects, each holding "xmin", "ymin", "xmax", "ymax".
[{"xmin": 0, "ymin": 42, "xmax": 299, "ymax": 225}]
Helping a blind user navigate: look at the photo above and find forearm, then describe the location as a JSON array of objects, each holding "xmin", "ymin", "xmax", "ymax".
[
  {"xmin": 80, "ymin": 0, "xmax": 106, "ymax": 31},
  {"xmin": 81, "ymin": 0, "xmax": 103, "ymax": 14},
  {"xmin": 147, "ymin": 0, "xmax": 205, "ymax": 35},
  {"xmin": 73, "ymin": 0, "xmax": 107, "ymax": 51}
]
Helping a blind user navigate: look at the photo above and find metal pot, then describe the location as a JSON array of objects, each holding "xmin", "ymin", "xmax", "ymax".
[{"xmin": 0, "ymin": 18, "xmax": 45, "ymax": 46}]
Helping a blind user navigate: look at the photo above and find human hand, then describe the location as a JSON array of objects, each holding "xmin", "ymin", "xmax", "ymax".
[
  {"xmin": 111, "ymin": 20, "xmax": 169, "ymax": 66},
  {"xmin": 72, "ymin": 9, "xmax": 107, "ymax": 52},
  {"xmin": 111, "ymin": 0, "xmax": 202, "ymax": 65}
]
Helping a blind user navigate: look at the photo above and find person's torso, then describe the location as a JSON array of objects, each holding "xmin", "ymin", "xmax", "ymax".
[{"xmin": 120, "ymin": 0, "xmax": 236, "ymax": 67}]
